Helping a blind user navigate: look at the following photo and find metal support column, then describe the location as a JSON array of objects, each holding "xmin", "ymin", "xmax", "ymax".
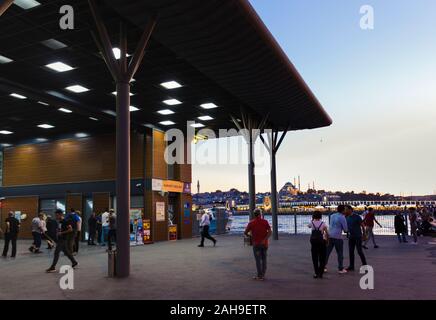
[
  {"xmin": 231, "ymin": 112, "xmax": 268, "ymax": 219},
  {"xmin": 88, "ymin": 0, "xmax": 156, "ymax": 278},
  {"xmin": 260, "ymin": 126, "xmax": 289, "ymax": 240}
]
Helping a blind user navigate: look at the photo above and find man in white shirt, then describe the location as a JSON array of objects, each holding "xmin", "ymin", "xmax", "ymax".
[
  {"xmin": 29, "ymin": 213, "xmax": 44, "ymax": 254},
  {"xmin": 198, "ymin": 210, "xmax": 216, "ymax": 247},
  {"xmin": 101, "ymin": 209, "xmax": 110, "ymax": 246}
]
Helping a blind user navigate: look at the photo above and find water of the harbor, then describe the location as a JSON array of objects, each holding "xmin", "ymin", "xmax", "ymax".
[{"xmin": 229, "ymin": 214, "xmax": 401, "ymax": 235}]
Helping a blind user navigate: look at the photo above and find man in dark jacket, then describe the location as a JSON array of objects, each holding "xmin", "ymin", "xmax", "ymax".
[
  {"xmin": 394, "ymin": 212, "xmax": 408, "ymax": 243},
  {"xmin": 2, "ymin": 211, "xmax": 20, "ymax": 258},
  {"xmin": 45, "ymin": 215, "xmax": 58, "ymax": 248},
  {"xmin": 88, "ymin": 212, "xmax": 97, "ymax": 245}
]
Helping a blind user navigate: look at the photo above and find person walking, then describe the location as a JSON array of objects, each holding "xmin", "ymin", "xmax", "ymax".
[
  {"xmin": 46, "ymin": 210, "xmax": 78, "ymax": 273},
  {"xmin": 107, "ymin": 210, "xmax": 117, "ymax": 251},
  {"xmin": 96, "ymin": 212, "xmax": 103, "ymax": 245},
  {"xmin": 73, "ymin": 211, "xmax": 82, "ymax": 254},
  {"xmin": 394, "ymin": 212, "xmax": 408, "ymax": 243},
  {"xmin": 45, "ymin": 214, "xmax": 58, "ymax": 249},
  {"xmin": 244, "ymin": 208, "xmax": 271, "ymax": 280},
  {"xmin": 308, "ymin": 211, "xmax": 329, "ymax": 279},
  {"xmin": 362, "ymin": 208, "xmax": 382, "ymax": 249},
  {"xmin": 101, "ymin": 208, "xmax": 110, "ymax": 246},
  {"xmin": 408, "ymin": 207, "xmax": 419, "ymax": 244},
  {"xmin": 65, "ymin": 209, "xmax": 80, "ymax": 254},
  {"xmin": 2, "ymin": 211, "xmax": 20, "ymax": 258},
  {"xmin": 325, "ymin": 205, "xmax": 348, "ymax": 274},
  {"xmin": 29, "ymin": 212, "xmax": 44, "ymax": 254},
  {"xmin": 40, "ymin": 213, "xmax": 54, "ymax": 250},
  {"xmin": 198, "ymin": 209, "xmax": 216, "ymax": 247},
  {"xmin": 88, "ymin": 212, "xmax": 97, "ymax": 245},
  {"xmin": 345, "ymin": 205, "xmax": 367, "ymax": 271}
]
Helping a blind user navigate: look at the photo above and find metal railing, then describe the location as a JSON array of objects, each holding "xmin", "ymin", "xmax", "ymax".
[{"xmin": 227, "ymin": 212, "xmax": 411, "ymax": 236}]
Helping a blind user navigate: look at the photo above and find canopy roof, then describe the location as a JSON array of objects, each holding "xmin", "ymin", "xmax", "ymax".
[{"xmin": 0, "ymin": 0, "xmax": 331, "ymax": 146}]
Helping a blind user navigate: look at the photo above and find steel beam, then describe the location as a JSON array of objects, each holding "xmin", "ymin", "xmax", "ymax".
[{"xmin": 0, "ymin": 0, "xmax": 13, "ymax": 17}]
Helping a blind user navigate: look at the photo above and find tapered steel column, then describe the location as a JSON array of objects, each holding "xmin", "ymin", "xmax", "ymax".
[
  {"xmin": 116, "ymin": 81, "xmax": 130, "ymax": 277},
  {"xmin": 270, "ymin": 150, "xmax": 278, "ymax": 240},
  {"xmin": 248, "ymin": 129, "xmax": 256, "ymax": 218}
]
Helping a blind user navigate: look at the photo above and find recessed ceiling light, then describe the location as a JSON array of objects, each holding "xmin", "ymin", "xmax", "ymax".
[
  {"xmin": 163, "ymin": 99, "xmax": 182, "ymax": 106},
  {"xmin": 36, "ymin": 138, "xmax": 48, "ymax": 142},
  {"xmin": 66, "ymin": 85, "xmax": 89, "ymax": 93},
  {"xmin": 143, "ymin": 124, "xmax": 154, "ymax": 129},
  {"xmin": 89, "ymin": 117, "xmax": 99, "ymax": 121},
  {"xmin": 112, "ymin": 91, "xmax": 134, "ymax": 96},
  {"xmin": 38, "ymin": 124, "xmax": 54, "ymax": 129},
  {"xmin": 41, "ymin": 38, "xmax": 67, "ymax": 50},
  {"xmin": 160, "ymin": 120, "xmax": 175, "ymax": 126},
  {"xmin": 0, "ymin": 130, "xmax": 13, "ymax": 135},
  {"xmin": 112, "ymin": 48, "xmax": 130, "ymax": 60},
  {"xmin": 0, "ymin": 55, "xmax": 13, "ymax": 64},
  {"xmin": 0, "ymin": 143, "xmax": 12, "ymax": 148},
  {"xmin": 58, "ymin": 108, "xmax": 72, "ymax": 113},
  {"xmin": 10, "ymin": 93, "xmax": 27, "ymax": 99},
  {"xmin": 158, "ymin": 109, "xmax": 174, "ymax": 115},
  {"xmin": 14, "ymin": 0, "xmax": 41, "ymax": 10},
  {"xmin": 198, "ymin": 116, "xmax": 214, "ymax": 121},
  {"xmin": 103, "ymin": 110, "xmax": 117, "ymax": 117},
  {"xmin": 200, "ymin": 103, "xmax": 218, "ymax": 109},
  {"xmin": 37, "ymin": 101, "xmax": 49, "ymax": 106},
  {"xmin": 160, "ymin": 81, "xmax": 182, "ymax": 90},
  {"xmin": 129, "ymin": 106, "xmax": 140, "ymax": 112},
  {"xmin": 75, "ymin": 133, "xmax": 88, "ymax": 138},
  {"xmin": 190, "ymin": 123, "xmax": 205, "ymax": 128},
  {"xmin": 45, "ymin": 62, "xmax": 74, "ymax": 72}
]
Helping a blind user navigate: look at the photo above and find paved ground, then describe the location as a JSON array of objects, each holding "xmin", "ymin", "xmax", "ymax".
[{"xmin": 0, "ymin": 234, "xmax": 435, "ymax": 300}]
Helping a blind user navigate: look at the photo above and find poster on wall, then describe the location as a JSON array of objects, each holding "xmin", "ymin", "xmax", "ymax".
[
  {"xmin": 129, "ymin": 209, "xmax": 143, "ymax": 246},
  {"xmin": 156, "ymin": 202, "xmax": 165, "ymax": 222}
]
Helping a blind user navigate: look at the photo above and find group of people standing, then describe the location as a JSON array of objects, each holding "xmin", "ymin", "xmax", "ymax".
[
  {"xmin": 242, "ymin": 204, "xmax": 426, "ymax": 281},
  {"xmin": 1, "ymin": 207, "xmax": 117, "ymax": 273}
]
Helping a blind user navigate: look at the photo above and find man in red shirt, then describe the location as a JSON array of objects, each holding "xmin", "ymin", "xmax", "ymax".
[
  {"xmin": 244, "ymin": 209, "xmax": 272, "ymax": 280},
  {"xmin": 363, "ymin": 208, "xmax": 382, "ymax": 249}
]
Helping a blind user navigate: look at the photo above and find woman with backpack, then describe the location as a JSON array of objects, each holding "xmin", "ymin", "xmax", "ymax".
[{"xmin": 308, "ymin": 211, "xmax": 329, "ymax": 279}]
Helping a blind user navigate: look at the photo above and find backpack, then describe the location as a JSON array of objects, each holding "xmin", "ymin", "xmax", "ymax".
[{"xmin": 310, "ymin": 222, "xmax": 324, "ymax": 243}]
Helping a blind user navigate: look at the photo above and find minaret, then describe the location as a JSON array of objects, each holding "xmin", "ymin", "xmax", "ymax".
[
  {"xmin": 298, "ymin": 175, "xmax": 301, "ymax": 191},
  {"xmin": 197, "ymin": 180, "xmax": 200, "ymax": 194}
]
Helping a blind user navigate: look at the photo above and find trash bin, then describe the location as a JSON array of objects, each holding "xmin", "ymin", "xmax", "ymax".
[{"xmin": 108, "ymin": 250, "xmax": 117, "ymax": 277}]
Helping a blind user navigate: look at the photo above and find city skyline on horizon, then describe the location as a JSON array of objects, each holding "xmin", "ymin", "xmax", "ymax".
[{"xmin": 192, "ymin": 0, "xmax": 436, "ymax": 196}]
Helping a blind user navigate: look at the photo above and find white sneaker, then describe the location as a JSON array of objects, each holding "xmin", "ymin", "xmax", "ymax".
[{"xmin": 338, "ymin": 269, "xmax": 348, "ymax": 274}]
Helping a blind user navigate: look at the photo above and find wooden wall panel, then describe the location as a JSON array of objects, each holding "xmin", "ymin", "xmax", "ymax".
[
  {"xmin": 177, "ymin": 194, "xmax": 192, "ymax": 239},
  {"xmin": 65, "ymin": 194, "xmax": 83, "ymax": 214},
  {"xmin": 3, "ymin": 133, "xmax": 144, "ymax": 186},
  {"xmin": 0, "ymin": 197, "xmax": 39, "ymax": 239},
  {"xmin": 153, "ymin": 191, "xmax": 168, "ymax": 241},
  {"xmin": 92, "ymin": 192, "xmax": 111, "ymax": 215},
  {"xmin": 152, "ymin": 130, "xmax": 167, "ymax": 180}
]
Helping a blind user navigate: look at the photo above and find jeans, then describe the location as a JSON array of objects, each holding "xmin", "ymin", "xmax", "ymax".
[
  {"xmin": 88, "ymin": 228, "xmax": 96, "ymax": 244},
  {"xmin": 2, "ymin": 233, "xmax": 17, "ymax": 257},
  {"xmin": 253, "ymin": 245, "xmax": 268, "ymax": 278},
  {"xmin": 50, "ymin": 239, "xmax": 77, "ymax": 268},
  {"xmin": 108, "ymin": 229, "xmax": 117, "ymax": 251},
  {"xmin": 410, "ymin": 223, "xmax": 418, "ymax": 243},
  {"xmin": 200, "ymin": 225, "xmax": 216, "ymax": 246},
  {"xmin": 397, "ymin": 232, "xmax": 407, "ymax": 243},
  {"xmin": 326, "ymin": 238, "xmax": 344, "ymax": 270},
  {"xmin": 74, "ymin": 231, "xmax": 81, "ymax": 253},
  {"xmin": 364, "ymin": 226, "xmax": 377, "ymax": 246},
  {"xmin": 311, "ymin": 240, "xmax": 327, "ymax": 277},
  {"xmin": 32, "ymin": 232, "xmax": 42, "ymax": 250},
  {"xmin": 348, "ymin": 238, "xmax": 367, "ymax": 269}
]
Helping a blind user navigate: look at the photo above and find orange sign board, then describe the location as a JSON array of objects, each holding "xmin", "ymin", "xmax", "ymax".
[{"xmin": 162, "ymin": 180, "xmax": 184, "ymax": 193}]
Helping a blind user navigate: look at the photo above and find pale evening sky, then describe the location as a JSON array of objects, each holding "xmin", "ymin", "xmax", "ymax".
[{"xmin": 192, "ymin": 0, "xmax": 436, "ymax": 196}]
